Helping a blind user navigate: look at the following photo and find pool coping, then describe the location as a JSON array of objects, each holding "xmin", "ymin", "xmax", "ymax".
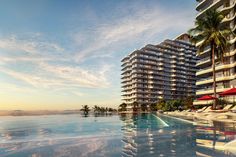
[{"xmin": 158, "ymin": 113, "xmax": 197, "ymax": 125}]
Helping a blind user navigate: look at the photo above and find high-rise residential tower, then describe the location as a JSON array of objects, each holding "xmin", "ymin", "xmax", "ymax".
[
  {"xmin": 121, "ymin": 34, "xmax": 197, "ymax": 111},
  {"xmin": 194, "ymin": 0, "xmax": 236, "ymax": 105}
]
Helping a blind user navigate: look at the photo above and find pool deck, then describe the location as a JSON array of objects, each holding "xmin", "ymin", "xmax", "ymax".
[{"xmin": 164, "ymin": 111, "xmax": 236, "ymax": 123}]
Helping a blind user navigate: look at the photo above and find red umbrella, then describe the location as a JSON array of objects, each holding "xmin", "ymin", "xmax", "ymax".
[
  {"xmin": 197, "ymin": 95, "xmax": 217, "ymax": 100},
  {"xmin": 219, "ymin": 88, "xmax": 236, "ymax": 96}
]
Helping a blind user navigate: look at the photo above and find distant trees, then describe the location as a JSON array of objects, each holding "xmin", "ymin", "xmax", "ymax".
[
  {"xmin": 80, "ymin": 105, "xmax": 90, "ymax": 117},
  {"xmin": 118, "ymin": 103, "xmax": 127, "ymax": 112},
  {"xmin": 108, "ymin": 107, "xmax": 116, "ymax": 112},
  {"xmin": 164, "ymin": 99, "xmax": 183, "ymax": 111},
  {"xmin": 156, "ymin": 99, "xmax": 166, "ymax": 111},
  {"xmin": 141, "ymin": 104, "xmax": 148, "ymax": 112},
  {"xmin": 93, "ymin": 105, "xmax": 117, "ymax": 114},
  {"xmin": 156, "ymin": 96, "xmax": 194, "ymax": 112},
  {"xmin": 117, "ymin": 97, "xmax": 195, "ymax": 113},
  {"xmin": 182, "ymin": 96, "xmax": 194, "ymax": 110},
  {"xmin": 93, "ymin": 105, "xmax": 100, "ymax": 114},
  {"xmin": 133, "ymin": 101, "xmax": 139, "ymax": 112},
  {"xmin": 150, "ymin": 103, "xmax": 157, "ymax": 112},
  {"xmin": 80, "ymin": 105, "xmax": 117, "ymax": 117}
]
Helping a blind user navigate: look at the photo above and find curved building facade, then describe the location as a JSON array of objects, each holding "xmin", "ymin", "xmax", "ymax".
[{"xmin": 121, "ymin": 34, "xmax": 197, "ymax": 111}]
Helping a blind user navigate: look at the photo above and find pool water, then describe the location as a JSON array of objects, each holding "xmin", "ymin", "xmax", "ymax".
[{"xmin": 0, "ymin": 114, "xmax": 235, "ymax": 157}]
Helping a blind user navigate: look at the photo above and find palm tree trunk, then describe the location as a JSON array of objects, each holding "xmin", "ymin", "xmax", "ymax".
[{"xmin": 212, "ymin": 45, "xmax": 216, "ymax": 110}]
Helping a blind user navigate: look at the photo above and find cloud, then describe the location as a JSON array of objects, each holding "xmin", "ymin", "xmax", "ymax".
[
  {"xmin": 0, "ymin": 35, "xmax": 64, "ymax": 54},
  {"xmin": 0, "ymin": 0, "xmax": 196, "ymax": 107},
  {"xmin": 73, "ymin": 3, "xmax": 195, "ymax": 62},
  {"xmin": 72, "ymin": 91, "xmax": 84, "ymax": 97},
  {"xmin": 0, "ymin": 82, "xmax": 34, "ymax": 93},
  {"xmin": 0, "ymin": 35, "xmax": 68, "ymax": 66},
  {"xmin": 0, "ymin": 35, "xmax": 112, "ymax": 89},
  {"xmin": 0, "ymin": 63, "xmax": 111, "ymax": 89},
  {"xmin": 39, "ymin": 62, "xmax": 111, "ymax": 88}
]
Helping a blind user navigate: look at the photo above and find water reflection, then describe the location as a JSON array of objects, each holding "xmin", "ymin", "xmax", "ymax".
[
  {"xmin": 119, "ymin": 113, "xmax": 236, "ymax": 157},
  {"xmin": 195, "ymin": 120, "xmax": 236, "ymax": 156},
  {"xmin": 0, "ymin": 115, "xmax": 123, "ymax": 157},
  {"xmin": 120, "ymin": 113, "xmax": 197, "ymax": 157},
  {"xmin": 0, "ymin": 114, "xmax": 236, "ymax": 157}
]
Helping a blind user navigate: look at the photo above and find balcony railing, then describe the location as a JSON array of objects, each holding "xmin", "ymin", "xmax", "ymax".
[
  {"xmin": 220, "ymin": 1, "xmax": 235, "ymax": 13},
  {"xmin": 222, "ymin": 12, "xmax": 236, "ymax": 23},
  {"xmin": 196, "ymin": 86, "xmax": 230, "ymax": 93},
  {"xmin": 196, "ymin": 0, "xmax": 221, "ymax": 19},
  {"xmin": 197, "ymin": 61, "xmax": 236, "ymax": 74},
  {"xmin": 197, "ymin": 56, "xmax": 210, "ymax": 64}
]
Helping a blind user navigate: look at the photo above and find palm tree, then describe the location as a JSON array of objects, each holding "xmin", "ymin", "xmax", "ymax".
[
  {"xmin": 156, "ymin": 99, "xmax": 165, "ymax": 111},
  {"xmin": 133, "ymin": 101, "xmax": 139, "ymax": 112},
  {"xmin": 105, "ymin": 107, "xmax": 109, "ymax": 114},
  {"xmin": 80, "ymin": 105, "xmax": 90, "ymax": 116},
  {"xmin": 189, "ymin": 10, "xmax": 231, "ymax": 109},
  {"xmin": 150, "ymin": 103, "xmax": 157, "ymax": 112},
  {"xmin": 100, "ymin": 107, "xmax": 106, "ymax": 113},
  {"xmin": 118, "ymin": 103, "xmax": 127, "ymax": 112},
  {"xmin": 182, "ymin": 96, "xmax": 194, "ymax": 110},
  {"xmin": 108, "ymin": 108, "xmax": 114, "ymax": 112},
  {"xmin": 141, "ymin": 104, "xmax": 147, "ymax": 112},
  {"xmin": 93, "ymin": 105, "xmax": 99, "ymax": 113}
]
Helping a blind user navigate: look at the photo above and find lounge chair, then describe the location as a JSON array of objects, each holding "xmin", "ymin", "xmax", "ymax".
[
  {"xmin": 230, "ymin": 105, "xmax": 236, "ymax": 113},
  {"xmin": 209, "ymin": 112, "xmax": 236, "ymax": 122},
  {"xmin": 180, "ymin": 109, "xmax": 191, "ymax": 113},
  {"xmin": 196, "ymin": 106, "xmax": 208, "ymax": 113},
  {"xmin": 200, "ymin": 106, "xmax": 212, "ymax": 113},
  {"xmin": 224, "ymin": 139, "xmax": 236, "ymax": 155},
  {"xmin": 210, "ymin": 105, "xmax": 233, "ymax": 113},
  {"xmin": 203, "ymin": 106, "xmax": 213, "ymax": 112},
  {"xmin": 193, "ymin": 106, "xmax": 213, "ymax": 118}
]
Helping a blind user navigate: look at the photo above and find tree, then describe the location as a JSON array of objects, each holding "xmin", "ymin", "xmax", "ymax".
[
  {"xmin": 118, "ymin": 103, "xmax": 127, "ymax": 112},
  {"xmin": 100, "ymin": 107, "xmax": 106, "ymax": 113},
  {"xmin": 93, "ymin": 105, "xmax": 99, "ymax": 113},
  {"xmin": 182, "ymin": 96, "xmax": 194, "ymax": 110},
  {"xmin": 156, "ymin": 99, "xmax": 166, "ymax": 111},
  {"xmin": 189, "ymin": 10, "xmax": 231, "ymax": 109},
  {"xmin": 150, "ymin": 103, "xmax": 157, "ymax": 112},
  {"xmin": 105, "ymin": 107, "xmax": 108, "ymax": 114},
  {"xmin": 141, "ymin": 104, "xmax": 147, "ymax": 112},
  {"xmin": 92, "ymin": 105, "xmax": 117, "ymax": 116},
  {"xmin": 163, "ymin": 100, "xmax": 182, "ymax": 111},
  {"xmin": 108, "ymin": 108, "xmax": 113, "ymax": 112},
  {"xmin": 80, "ymin": 105, "xmax": 90, "ymax": 116},
  {"xmin": 133, "ymin": 101, "xmax": 139, "ymax": 112},
  {"xmin": 173, "ymin": 99, "xmax": 183, "ymax": 111},
  {"xmin": 163, "ymin": 101, "xmax": 172, "ymax": 111}
]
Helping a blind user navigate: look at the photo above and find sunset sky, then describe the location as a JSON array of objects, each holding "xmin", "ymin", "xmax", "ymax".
[{"xmin": 0, "ymin": 0, "xmax": 197, "ymax": 110}]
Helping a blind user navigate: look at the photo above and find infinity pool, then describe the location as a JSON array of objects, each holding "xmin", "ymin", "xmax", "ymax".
[{"xmin": 0, "ymin": 114, "xmax": 235, "ymax": 157}]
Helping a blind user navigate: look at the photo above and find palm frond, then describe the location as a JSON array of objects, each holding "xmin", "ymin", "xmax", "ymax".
[{"xmin": 188, "ymin": 9, "xmax": 229, "ymax": 58}]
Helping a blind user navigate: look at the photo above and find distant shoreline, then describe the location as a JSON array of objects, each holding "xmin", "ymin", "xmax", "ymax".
[{"xmin": 0, "ymin": 110, "xmax": 81, "ymax": 116}]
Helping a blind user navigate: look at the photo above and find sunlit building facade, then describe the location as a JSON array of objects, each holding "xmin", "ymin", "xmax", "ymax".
[
  {"xmin": 121, "ymin": 34, "xmax": 197, "ymax": 111},
  {"xmin": 194, "ymin": 0, "xmax": 236, "ymax": 105}
]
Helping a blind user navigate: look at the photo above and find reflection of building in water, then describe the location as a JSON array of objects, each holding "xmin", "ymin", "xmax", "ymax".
[
  {"xmin": 120, "ymin": 114, "xmax": 197, "ymax": 157},
  {"xmin": 196, "ymin": 120, "xmax": 236, "ymax": 154}
]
